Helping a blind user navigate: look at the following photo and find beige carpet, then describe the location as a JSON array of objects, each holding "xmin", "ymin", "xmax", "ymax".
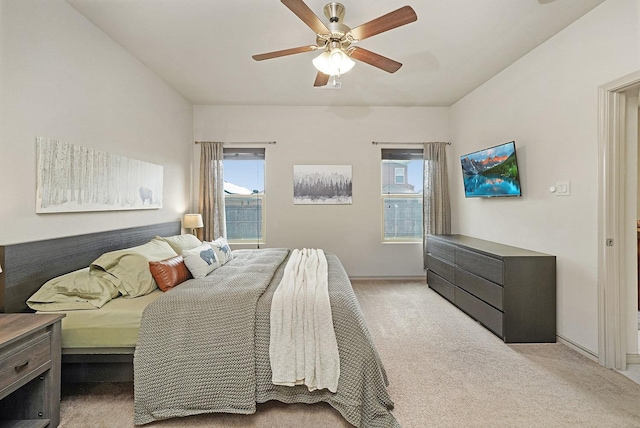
[{"xmin": 59, "ymin": 280, "xmax": 640, "ymax": 427}]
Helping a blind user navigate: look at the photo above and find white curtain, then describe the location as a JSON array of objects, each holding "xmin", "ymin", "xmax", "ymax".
[
  {"xmin": 423, "ymin": 142, "xmax": 451, "ymax": 268},
  {"xmin": 199, "ymin": 142, "xmax": 226, "ymax": 241}
]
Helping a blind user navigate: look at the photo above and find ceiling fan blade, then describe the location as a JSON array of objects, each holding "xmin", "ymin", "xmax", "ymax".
[
  {"xmin": 252, "ymin": 45, "xmax": 317, "ymax": 61},
  {"xmin": 349, "ymin": 6, "xmax": 417, "ymax": 41},
  {"xmin": 313, "ymin": 72, "xmax": 330, "ymax": 87},
  {"xmin": 349, "ymin": 47, "xmax": 402, "ymax": 73},
  {"xmin": 281, "ymin": 0, "xmax": 330, "ymax": 35}
]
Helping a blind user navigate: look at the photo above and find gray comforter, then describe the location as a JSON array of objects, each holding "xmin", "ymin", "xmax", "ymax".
[{"xmin": 134, "ymin": 248, "xmax": 399, "ymax": 428}]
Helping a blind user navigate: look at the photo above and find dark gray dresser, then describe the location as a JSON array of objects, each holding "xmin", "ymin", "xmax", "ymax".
[{"xmin": 426, "ymin": 234, "xmax": 556, "ymax": 343}]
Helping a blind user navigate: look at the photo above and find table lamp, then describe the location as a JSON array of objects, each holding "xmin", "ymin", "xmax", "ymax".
[{"xmin": 183, "ymin": 214, "xmax": 204, "ymax": 235}]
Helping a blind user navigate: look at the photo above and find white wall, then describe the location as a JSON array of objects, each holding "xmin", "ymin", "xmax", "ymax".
[
  {"xmin": 0, "ymin": 0, "xmax": 193, "ymax": 244},
  {"xmin": 449, "ymin": 0, "xmax": 640, "ymax": 354},
  {"xmin": 194, "ymin": 105, "xmax": 449, "ymax": 277}
]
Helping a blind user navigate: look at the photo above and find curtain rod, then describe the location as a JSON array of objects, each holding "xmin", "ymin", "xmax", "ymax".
[
  {"xmin": 372, "ymin": 141, "xmax": 451, "ymax": 145},
  {"xmin": 195, "ymin": 141, "xmax": 276, "ymax": 145}
]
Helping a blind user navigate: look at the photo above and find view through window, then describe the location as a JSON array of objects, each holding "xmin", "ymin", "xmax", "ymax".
[
  {"xmin": 381, "ymin": 149, "xmax": 423, "ymax": 242},
  {"xmin": 223, "ymin": 148, "xmax": 265, "ymax": 243}
]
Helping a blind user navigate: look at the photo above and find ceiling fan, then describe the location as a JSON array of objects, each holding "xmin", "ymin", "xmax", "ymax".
[{"xmin": 252, "ymin": 0, "xmax": 417, "ymax": 87}]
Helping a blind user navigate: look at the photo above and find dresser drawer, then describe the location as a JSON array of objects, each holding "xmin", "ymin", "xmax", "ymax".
[
  {"xmin": 455, "ymin": 287, "xmax": 503, "ymax": 338},
  {"xmin": 455, "ymin": 268, "xmax": 503, "ymax": 311},
  {"xmin": 0, "ymin": 332, "xmax": 51, "ymax": 393},
  {"xmin": 427, "ymin": 238, "xmax": 455, "ymax": 264},
  {"xmin": 426, "ymin": 254, "xmax": 455, "ymax": 283},
  {"xmin": 427, "ymin": 270, "xmax": 455, "ymax": 303},
  {"xmin": 456, "ymin": 247, "xmax": 504, "ymax": 285}
]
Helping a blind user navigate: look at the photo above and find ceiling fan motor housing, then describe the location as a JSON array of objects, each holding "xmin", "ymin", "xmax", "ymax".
[
  {"xmin": 320, "ymin": 2, "xmax": 351, "ymax": 50},
  {"xmin": 324, "ymin": 2, "xmax": 345, "ymax": 23}
]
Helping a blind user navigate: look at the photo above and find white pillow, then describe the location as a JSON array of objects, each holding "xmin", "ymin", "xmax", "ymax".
[
  {"xmin": 210, "ymin": 237, "xmax": 234, "ymax": 265},
  {"xmin": 182, "ymin": 243, "xmax": 220, "ymax": 279}
]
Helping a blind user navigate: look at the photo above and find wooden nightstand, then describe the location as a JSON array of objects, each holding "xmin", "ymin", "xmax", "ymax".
[{"xmin": 0, "ymin": 314, "xmax": 65, "ymax": 428}]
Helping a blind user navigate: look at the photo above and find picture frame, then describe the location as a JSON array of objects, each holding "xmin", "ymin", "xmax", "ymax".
[
  {"xmin": 293, "ymin": 164, "xmax": 352, "ymax": 205},
  {"xmin": 36, "ymin": 137, "xmax": 163, "ymax": 213}
]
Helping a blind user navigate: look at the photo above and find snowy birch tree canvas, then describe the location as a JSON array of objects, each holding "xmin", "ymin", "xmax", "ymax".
[
  {"xmin": 36, "ymin": 137, "xmax": 163, "ymax": 213},
  {"xmin": 293, "ymin": 165, "xmax": 352, "ymax": 205}
]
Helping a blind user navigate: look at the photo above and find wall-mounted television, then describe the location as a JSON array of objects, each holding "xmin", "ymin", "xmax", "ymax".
[{"xmin": 460, "ymin": 141, "xmax": 521, "ymax": 198}]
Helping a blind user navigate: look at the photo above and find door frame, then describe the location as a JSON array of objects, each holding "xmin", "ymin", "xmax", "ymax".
[{"xmin": 598, "ymin": 70, "xmax": 640, "ymax": 369}]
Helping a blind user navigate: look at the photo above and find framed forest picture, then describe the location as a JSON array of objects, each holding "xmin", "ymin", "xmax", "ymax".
[{"xmin": 293, "ymin": 165, "xmax": 352, "ymax": 205}]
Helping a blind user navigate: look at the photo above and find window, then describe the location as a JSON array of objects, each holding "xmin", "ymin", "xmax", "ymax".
[
  {"xmin": 223, "ymin": 148, "xmax": 265, "ymax": 243},
  {"xmin": 381, "ymin": 149, "xmax": 423, "ymax": 242}
]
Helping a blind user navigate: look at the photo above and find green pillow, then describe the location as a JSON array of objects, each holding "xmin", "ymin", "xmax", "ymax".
[
  {"xmin": 27, "ymin": 267, "xmax": 120, "ymax": 311},
  {"xmin": 91, "ymin": 239, "xmax": 177, "ymax": 297},
  {"xmin": 154, "ymin": 234, "xmax": 202, "ymax": 254}
]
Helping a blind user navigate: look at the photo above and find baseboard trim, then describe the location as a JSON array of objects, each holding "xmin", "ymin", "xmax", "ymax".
[
  {"xmin": 349, "ymin": 276, "xmax": 426, "ymax": 282},
  {"xmin": 627, "ymin": 353, "xmax": 640, "ymax": 364},
  {"xmin": 557, "ymin": 334, "xmax": 599, "ymax": 362}
]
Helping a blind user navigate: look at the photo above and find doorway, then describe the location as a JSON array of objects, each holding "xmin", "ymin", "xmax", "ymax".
[
  {"xmin": 632, "ymin": 89, "xmax": 640, "ymax": 355},
  {"xmin": 598, "ymin": 70, "xmax": 640, "ymax": 370},
  {"xmin": 628, "ymin": 88, "xmax": 640, "ymax": 355}
]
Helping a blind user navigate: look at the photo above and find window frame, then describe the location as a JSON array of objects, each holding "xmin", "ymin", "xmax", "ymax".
[
  {"xmin": 381, "ymin": 148, "xmax": 423, "ymax": 243},
  {"xmin": 223, "ymin": 148, "xmax": 266, "ymax": 245}
]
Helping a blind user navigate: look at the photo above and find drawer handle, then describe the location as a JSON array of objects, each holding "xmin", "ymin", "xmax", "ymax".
[{"xmin": 14, "ymin": 360, "xmax": 29, "ymax": 372}]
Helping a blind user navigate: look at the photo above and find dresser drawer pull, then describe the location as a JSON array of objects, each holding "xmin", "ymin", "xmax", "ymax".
[{"xmin": 14, "ymin": 360, "xmax": 29, "ymax": 372}]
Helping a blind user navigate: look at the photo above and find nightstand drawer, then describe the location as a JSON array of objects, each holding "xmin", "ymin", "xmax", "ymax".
[{"xmin": 0, "ymin": 333, "xmax": 51, "ymax": 393}]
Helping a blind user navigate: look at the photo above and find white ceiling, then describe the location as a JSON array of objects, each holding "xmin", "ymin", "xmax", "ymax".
[{"xmin": 65, "ymin": 0, "xmax": 605, "ymax": 107}]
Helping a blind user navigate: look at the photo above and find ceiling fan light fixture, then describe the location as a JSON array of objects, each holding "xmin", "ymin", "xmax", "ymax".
[{"xmin": 312, "ymin": 48, "xmax": 355, "ymax": 76}]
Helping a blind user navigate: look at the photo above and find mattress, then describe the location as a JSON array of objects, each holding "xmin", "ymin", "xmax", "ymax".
[{"xmin": 42, "ymin": 289, "xmax": 163, "ymax": 349}]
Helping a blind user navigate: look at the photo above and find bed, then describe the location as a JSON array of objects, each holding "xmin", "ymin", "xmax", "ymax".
[
  {"xmin": 0, "ymin": 222, "xmax": 181, "ymax": 381},
  {"xmin": 0, "ymin": 222, "xmax": 399, "ymax": 427}
]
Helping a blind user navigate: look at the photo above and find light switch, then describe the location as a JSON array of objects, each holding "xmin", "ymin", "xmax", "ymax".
[{"xmin": 556, "ymin": 181, "xmax": 571, "ymax": 196}]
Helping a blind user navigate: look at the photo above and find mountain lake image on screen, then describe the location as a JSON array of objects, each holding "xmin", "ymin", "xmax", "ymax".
[{"xmin": 460, "ymin": 141, "xmax": 521, "ymax": 198}]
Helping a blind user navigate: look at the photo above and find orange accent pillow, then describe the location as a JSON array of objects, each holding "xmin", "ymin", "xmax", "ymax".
[{"xmin": 149, "ymin": 255, "xmax": 192, "ymax": 292}]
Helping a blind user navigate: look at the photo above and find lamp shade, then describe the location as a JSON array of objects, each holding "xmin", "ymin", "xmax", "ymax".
[{"xmin": 183, "ymin": 214, "xmax": 204, "ymax": 229}]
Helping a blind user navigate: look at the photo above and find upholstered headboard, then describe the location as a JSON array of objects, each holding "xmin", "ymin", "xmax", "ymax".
[{"xmin": 0, "ymin": 221, "xmax": 181, "ymax": 313}]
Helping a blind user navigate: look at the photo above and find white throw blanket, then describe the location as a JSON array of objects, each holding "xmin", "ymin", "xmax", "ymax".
[{"xmin": 269, "ymin": 248, "xmax": 340, "ymax": 393}]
